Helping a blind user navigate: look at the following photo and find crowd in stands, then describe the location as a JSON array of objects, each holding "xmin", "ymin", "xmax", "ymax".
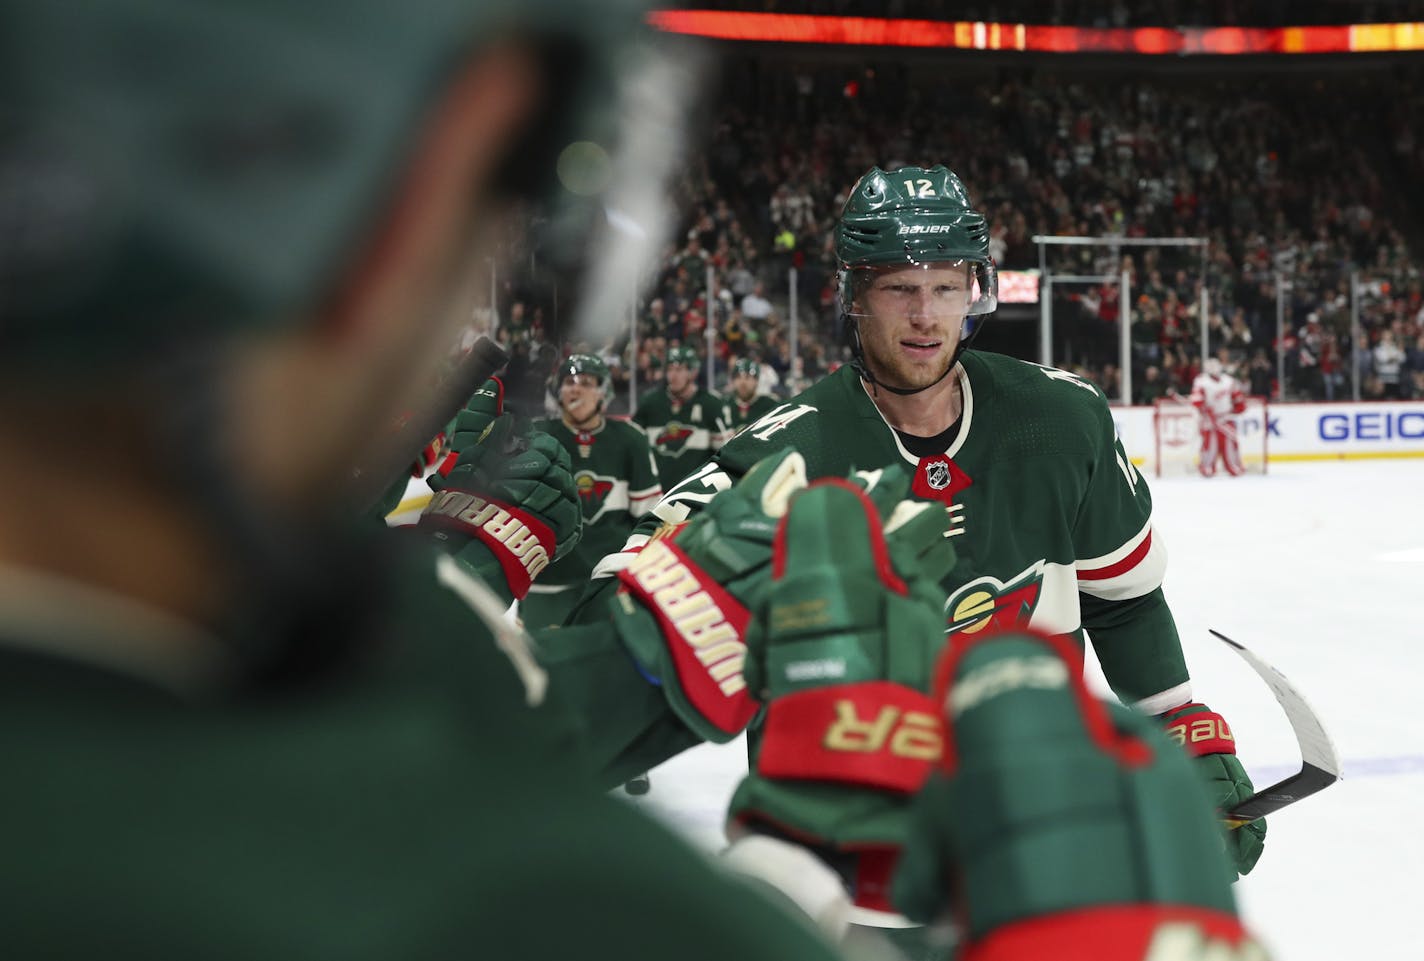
[{"xmin": 494, "ymin": 60, "xmax": 1424, "ymax": 413}]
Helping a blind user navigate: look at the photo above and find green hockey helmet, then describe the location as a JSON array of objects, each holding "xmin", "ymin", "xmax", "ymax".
[
  {"xmin": 665, "ymin": 345, "xmax": 699, "ymax": 369},
  {"xmin": 731, "ymin": 357, "xmax": 760, "ymax": 378},
  {"xmin": 836, "ymin": 165, "xmax": 997, "ymax": 318},
  {"xmin": 556, "ymin": 352, "xmax": 611, "ymax": 410},
  {"xmin": 560, "ymin": 352, "xmax": 610, "ymax": 384}
]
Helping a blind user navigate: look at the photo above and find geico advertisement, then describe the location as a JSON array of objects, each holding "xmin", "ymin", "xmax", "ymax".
[{"xmin": 1113, "ymin": 401, "xmax": 1424, "ymax": 461}]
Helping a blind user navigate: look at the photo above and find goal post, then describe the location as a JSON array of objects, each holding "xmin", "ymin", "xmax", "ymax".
[{"xmin": 1152, "ymin": 396, "xmax": 1270, "ymax": 477}]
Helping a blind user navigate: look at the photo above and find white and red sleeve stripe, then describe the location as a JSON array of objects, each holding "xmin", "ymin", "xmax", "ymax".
[{"xmin": 1075, "ymin": 519, "xmax": 1167, "ymax": 602}]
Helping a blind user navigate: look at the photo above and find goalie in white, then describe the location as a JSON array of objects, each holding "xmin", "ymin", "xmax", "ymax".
[{"xmin": 1190, "ymin": 357, "xmax": 1248, "ymax": 477}]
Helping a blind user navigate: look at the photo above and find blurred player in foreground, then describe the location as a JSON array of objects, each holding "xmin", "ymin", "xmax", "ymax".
[{"xmin": 0, "ymin": 3, "xmax": 1262, "ymax": 959}]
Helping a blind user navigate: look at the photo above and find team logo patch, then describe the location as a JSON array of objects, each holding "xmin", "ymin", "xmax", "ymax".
[
  {"xmin": 575, "ymin": 470, "xmax": 616, "ymax": 518},
  {"xmin": 944, "ymin": 563, "xmax": 1045, "ymax": 637},
  {"xmin": 656, "ymin": 422, "xmax": 694, "ymax": 449}
]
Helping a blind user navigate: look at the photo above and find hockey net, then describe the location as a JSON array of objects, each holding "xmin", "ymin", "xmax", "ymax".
[{"xmin": 1152, "ymin": 396, "xmax": 1269, "ymax": 477}]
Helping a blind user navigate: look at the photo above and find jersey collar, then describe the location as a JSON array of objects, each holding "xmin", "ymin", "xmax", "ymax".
[
  {"xmin": 857, "ymin": 363, "xmax": 975, "ymax": 465},
  {"xmin": 0, "ymin": 564, "xmax": 235, "ymax": 697}
]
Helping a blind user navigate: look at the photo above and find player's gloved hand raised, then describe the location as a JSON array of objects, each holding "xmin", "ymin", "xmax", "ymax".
[
  {"xmin": 891, "ymin": 630, "xmax": 1260, "ymax": 958},
  {"xmin": 608, "ymin": 448, "xmax": 811, "ymax": 742},
  {"xmin": 1160, "ymin": 701, "xmax": 1266, "ymax": 880},
  {"xmin": 418, "ymin": 378, "xmax": 581, "ymax": 602},
  {"xmin": 724, "ymin": 467, "xmax": 957, "ymax": 919}
]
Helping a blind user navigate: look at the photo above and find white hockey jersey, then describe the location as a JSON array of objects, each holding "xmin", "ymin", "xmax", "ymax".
[{"xmin": 1189, "ymin": 372, "xmax": 1245, "ymax": 420}]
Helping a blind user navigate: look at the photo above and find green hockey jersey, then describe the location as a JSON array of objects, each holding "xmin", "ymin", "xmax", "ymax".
[
  {"xmin": 0, "ymin": 544, "xmax": 842, "ymax": 961},
  {"xmin": 626, "ymin": 353, "xmax": 1191, "ymax": 710},
  {"xmin": 721, "ymin": 393, "xmax": 779, "ymax": 435},
  {"xmin": 524, "ymin": 416, "xmax": 662, "ymax": 627},
  {"xmin": 632, "ymin": 388, "xmax": 728, "ymax": 488}
]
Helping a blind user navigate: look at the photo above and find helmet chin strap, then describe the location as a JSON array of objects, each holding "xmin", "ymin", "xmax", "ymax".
[{"xmin": 849, "ymin": 315, "xmax": 987, "ymax": 397}]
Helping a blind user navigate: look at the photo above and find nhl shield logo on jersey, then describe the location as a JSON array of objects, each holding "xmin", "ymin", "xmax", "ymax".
[
  {"xmin": 575, "ymin": 470, "xmax": 616, "ymax": 518},
  {"xmin": 944, "ymin": 563, "xmax": 1045, "ymax": 636},
  {"xmin": 925, "ymin": 461, "xmax": 950, "ymax": 490},
  {"xmin": 912, "ymin": 455, "xmax": 972, "ymax": 506}
]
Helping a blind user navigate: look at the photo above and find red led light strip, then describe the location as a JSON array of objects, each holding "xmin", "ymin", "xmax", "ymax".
[{"xmin": 646, "ymin": 10, "xmax": 1424, "ymax": 54}]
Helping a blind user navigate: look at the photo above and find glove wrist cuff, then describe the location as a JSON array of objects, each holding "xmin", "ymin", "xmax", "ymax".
[
  {"xmin": 758, "ymin": 682, "xmax": 942, "ymax": 794},
  {"xmin": 616, "ymin": 535, "xmax": 756, "ymax": 738},
  {"xmin": 419, "ymin": 491, "xmax": 554, "ymax": 599},
  {"xmin": 960, "ymin": 906, "xmax": 1253, "ymax": 961},
  {"xmin": 1160, "ymin": 702, "xmax": 1237, "ymax": 757}
]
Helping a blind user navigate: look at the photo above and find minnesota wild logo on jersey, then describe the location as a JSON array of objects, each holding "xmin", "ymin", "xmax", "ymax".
[
  {"xmin": 656, "ymin": 421, "xmax": 694, "ymax": 450},
  {"xmin": 943, "ymin": 564, "xmax": 1045, "ymax": 637},
  {"xmin": 642, "ymin": 352, "xmax": 1188, "ymax": 706},
  {"xmin": 575, "ymin": 470, "xmax": 616, "ymax": 517}
]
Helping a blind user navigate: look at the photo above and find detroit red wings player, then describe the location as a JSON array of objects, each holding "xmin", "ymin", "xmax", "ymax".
[{"xmin": 1189, "ymin": 358, "xmax": 1247, "ymax": 477}]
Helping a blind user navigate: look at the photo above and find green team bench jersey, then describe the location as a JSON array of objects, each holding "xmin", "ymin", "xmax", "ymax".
[
  {"xmin": 613, "ymin": 353, "xmax": 1191, "ymax": 711},
  {"xmin": 722, "ymin": 393, "xmax": 779, "ymax": 435},
  {"xmin": 633, "ymin": 387, "xmax": 728, "ymax": 488},
  {"xmin": 524, "ymin": 417, "xmax": 661, "ymax": 627},
  {"xmin": 0, "ymin": 544, "xmax": 839, "ymax": 961},
  {"xmin": 532, "ymin": 417, "xmax": 661, "ymax": 586}
]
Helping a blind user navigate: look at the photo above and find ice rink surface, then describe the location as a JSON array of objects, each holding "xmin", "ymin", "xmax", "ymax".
[{"xmin": 623, "ymin": 458, "xmax": 1424, "ymax": 959}]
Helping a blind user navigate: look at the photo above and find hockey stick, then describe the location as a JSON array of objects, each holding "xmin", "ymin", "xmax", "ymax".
[{"xmin": 1211, "ymin": 629, "xmax": 1342, "ymax": 828}]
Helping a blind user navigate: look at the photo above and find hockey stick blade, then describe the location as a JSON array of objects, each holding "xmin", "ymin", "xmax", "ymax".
[{"xmin": 1210, "ymin": 629, "xmax": 1342, "ymax": 828}]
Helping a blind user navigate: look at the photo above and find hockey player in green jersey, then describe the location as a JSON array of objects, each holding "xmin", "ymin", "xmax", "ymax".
[
  {"xmin": 633, "ymin": 344, "xmax": 729, "ymax": 485},
  {"xmin": 523, "ymin": 354, "xmax": 661, "ymax": 628},
  {"xmin": 723, "ymin": 356, "xmax": 780, "ymax": 434},
  {"xmin": 589, "ymin": 164, "xmax": 1267, "ymax": 890},
  {"xmin": 0, "ymin": 1, "xmax": 1264, "ymax": 955}
]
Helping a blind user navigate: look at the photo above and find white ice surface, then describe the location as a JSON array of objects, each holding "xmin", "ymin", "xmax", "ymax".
[{"xmin": 621, "ymin": 459, "xmax": 1424, "ymax": 959}]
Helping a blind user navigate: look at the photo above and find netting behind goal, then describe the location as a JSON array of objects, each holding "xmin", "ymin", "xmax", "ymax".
[{"xmin": 1152, "ymin": 397, "xmax": 1270, "ymax": 477}]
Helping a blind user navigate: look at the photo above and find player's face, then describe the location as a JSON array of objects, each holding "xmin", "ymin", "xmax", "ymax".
[
  {"xmin": 665, "ymin": 362, "xmax": 694, "ymax": 394},
  {"xmin": 560, "ymin": 373, "xmax": 602, "ymax": 423},
  {"xmin": 732, "ymin": 371, "xmax": 758, "ymax": 401},
  {"xmin": 855, "ymin": 262, "xmax": 972, "ymax": 392}
]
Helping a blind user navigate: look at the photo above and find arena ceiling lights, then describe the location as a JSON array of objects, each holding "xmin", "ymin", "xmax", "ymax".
[{"xmin": 647, "ymin": 10, "xmax": 1424, "ymax": 55}]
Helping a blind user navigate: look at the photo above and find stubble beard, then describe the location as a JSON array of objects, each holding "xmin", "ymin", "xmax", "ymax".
[{"xmin": 862, "ymin": 335, "xmax": 955, "ymax": 392}]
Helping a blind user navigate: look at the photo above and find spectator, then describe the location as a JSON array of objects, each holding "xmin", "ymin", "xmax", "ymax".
[{"xmin": 1374, "ymin": 330, "xmax": 1407, "ymax": 399}]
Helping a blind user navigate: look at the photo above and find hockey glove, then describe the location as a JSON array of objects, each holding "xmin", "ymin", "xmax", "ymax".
[
  {"xmin": 608, "ymin": 448, "xmax": 810, "ymax": 743},
  {"xmin": 1160, "ymin": 701, "xmax": 1266, "ymax": 880},
  {"xmin": 891, "ymin": 630, "xmax": 1259, "ymax": 960},
  {"xmin": 725, "ymin": 470, "xmax": 957, "ymax": 917},
  {"xmin": 418, "ymin": 378, "xmax": 581, "ymax": 602}
]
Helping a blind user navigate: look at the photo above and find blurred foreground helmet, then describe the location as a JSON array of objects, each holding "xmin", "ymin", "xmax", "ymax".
[
  {"xmin": 731, "ymin": 357, "xmax": 759, "ymax": 378},
  {"xmin": 0, "ymin": 0, "xmax": 669, "ymax": 374}
]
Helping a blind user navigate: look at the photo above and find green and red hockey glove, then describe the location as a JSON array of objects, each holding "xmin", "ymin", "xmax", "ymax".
[
  {"xmin": 418, "ymin": 378, "xmax": 581, "ymax": 603},
  {"xmin": 607, "ymin": 448, "xmax": 811, "ymax": 743},
  {"xmin": 725, "ymin": 471, "xmax": 958, "ymax": 918},
  {"xmin": 1159, "ymin": 701, "xmax": 1267, "ymax": 880},
  {"xmin": 891, "ymin": 629, "xmax": 1261, "ymax": 961}
]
